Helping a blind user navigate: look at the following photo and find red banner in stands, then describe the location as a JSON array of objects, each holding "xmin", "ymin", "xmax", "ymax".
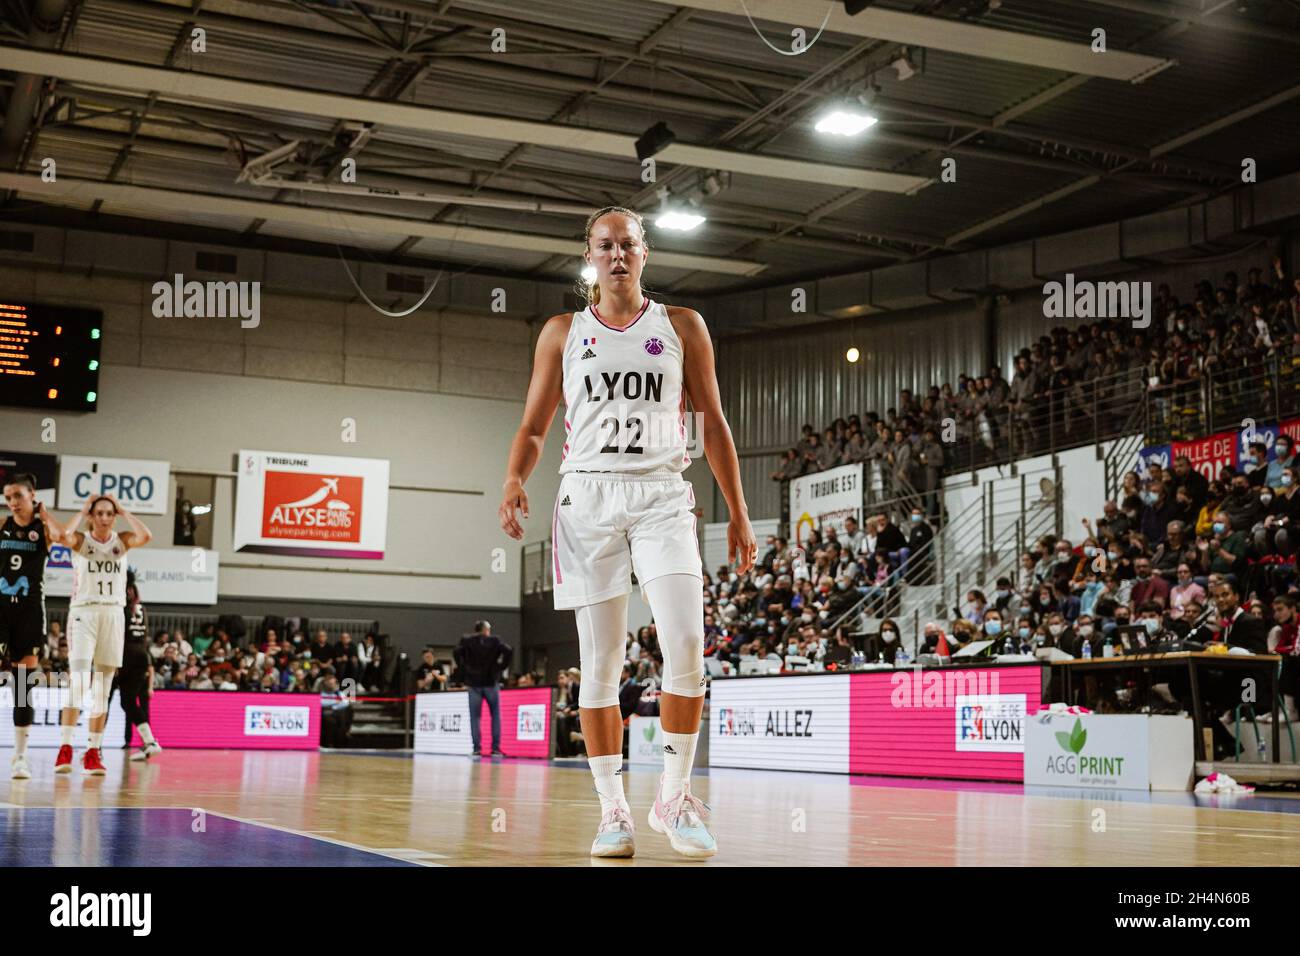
[
  {"xmin": 1171, "ymin": 431, "xmax": 1238, "ymax": 481},
  {"xmin": 1279, "ymin": 418, "xmax": 1300, "ymax": 444}
]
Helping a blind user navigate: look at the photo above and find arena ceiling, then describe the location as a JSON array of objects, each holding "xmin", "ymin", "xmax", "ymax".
[{"xmin": 1, "ymin": 0, "xmax": 1299, "ymax": 296}]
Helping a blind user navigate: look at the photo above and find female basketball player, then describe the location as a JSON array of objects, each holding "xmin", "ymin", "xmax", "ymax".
[
  {"xmin": 499, "ymin": 206, "xmax": 755, "ymax": 859},
  {"xmin": 121, "ymin": 575, "xmax": 162, "ymax": 761},
  {"xmin": 56, "ymin": 493, "xmax": 152, "ymax": 775},
  {"xmin": 2, "ymin": 473, "xmax": 69, "ymax": 780}
]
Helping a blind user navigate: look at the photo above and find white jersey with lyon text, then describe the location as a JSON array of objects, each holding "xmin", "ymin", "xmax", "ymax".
[
  {"xmin": 70, "ymin": 531, "xmax": 129, "ymax": 607},
  {"xmin": 559, "ymin": 298, "xmax": 691, "ymax": 475}
]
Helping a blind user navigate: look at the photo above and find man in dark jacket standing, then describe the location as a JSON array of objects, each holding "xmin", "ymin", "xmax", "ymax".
[{"xmin": 454, "ymin": 620, "xmax": 513, "ymax": 757}]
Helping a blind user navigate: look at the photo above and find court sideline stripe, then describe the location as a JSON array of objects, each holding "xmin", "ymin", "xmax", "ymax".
[{"xmin": 200, "ymin": 809, "xmax": 445, "ymax": 866}]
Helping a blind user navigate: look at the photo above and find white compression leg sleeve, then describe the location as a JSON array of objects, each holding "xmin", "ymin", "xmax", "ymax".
[
  {"xmin": 642, "ymin": 574, "xmax": 706, "ymax": 698},
  {"xmin": 575, "ymin": 592, "xmax": 630, "ymax": 709}
]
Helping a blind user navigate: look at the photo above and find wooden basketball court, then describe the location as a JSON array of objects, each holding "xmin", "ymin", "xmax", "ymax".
[{"xmin": 3, "ymin": 750, "xmax": 1299, "ymax": 866}]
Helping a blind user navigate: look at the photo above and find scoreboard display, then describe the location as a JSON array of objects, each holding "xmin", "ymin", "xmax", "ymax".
[{"xmin": 0, "ymin": 300, "xmax": 102, "ymax": 412}]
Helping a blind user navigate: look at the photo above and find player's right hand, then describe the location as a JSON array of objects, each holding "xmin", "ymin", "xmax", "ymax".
[{"xmin": 499, "ymin": 480, "xmax": 529, "ymax": 540}]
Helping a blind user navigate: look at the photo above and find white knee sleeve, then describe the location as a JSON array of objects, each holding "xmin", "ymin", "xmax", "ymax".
[
  {"xmin": 88, "ymin": 669, "xmax": 113, "ymax": 718},
  {"xmin": 642, "ymin": 573, "xmax": 706, "ymax": 698},
  {"xmin": 575, "ymin": 593, "xmax": 629, "ymax": 709},
  {"xmin": 67, "ymin": 666, "xmax": 112, "ymax": 716}
]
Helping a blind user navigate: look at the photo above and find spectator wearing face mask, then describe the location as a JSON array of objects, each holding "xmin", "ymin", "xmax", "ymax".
[
  {"xmin": 1244, "ymin": 441, "xmax": 1270, "ymax": 488},
  {"xmin": 1266, "ymin": 438, "xmax": 1296, "ymax": 489},
  {"xmin": 1040, "ymin": 611, "xmax": 1067, "ymax": 648},
  {"xmin": 1130, "ymin": 557, "xmax": 1171, "ymax": 609},
  {"xmin": 919, "ymin": 621, "xmax": 947, "ymax": 655},
  {"xmin": 1221, "ymin": 475, "xmax": 1263, "ymax": 533},
  {"xmin": 1196, "ymin": 511, "xmax": 1246, "ymax": 576},
  {"xmin": 1138, "ymin": 481, "xmax": 1178, "ymax": 546},
  {"xmin": 989, "ymin": 577, "xmax": 1021, "ymax": 617},
  {"xmin": 864, "ymin": 619, "xmax": 902, "ymax": 663},
  {"xmin": 1194, "ymin": 481, "xmax": 1226, "ymax": 537},
  {"xmin": 1135, "ymin": 601, "xmax": 1167, "ymax": 646},
  {"xmin": 1076, "ymin": 572, "xmax": 1106, "ymax": 616},
  {"xmin": 1013, "ymin": 615, "xmax": 1038, "ymax": 651},
  {"xmin": 1096, "ymin": 604, "xmax": 1130, "ymax": 644},
  {"xmin": 980, "ymin": 610, "xmax": 1005, "ymax": 647},
  {"xmin": 904, "ymin": 507, "xmax": 934, "ymax": 584}
]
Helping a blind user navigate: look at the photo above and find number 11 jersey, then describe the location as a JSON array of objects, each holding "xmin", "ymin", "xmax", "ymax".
[
  {"xmin": 70, "ymin": 531, "xmax": 128, "ymax": 608},
  {"xmin": 559, "ymin": 298, "xmax": 691, "ymax": 476}
]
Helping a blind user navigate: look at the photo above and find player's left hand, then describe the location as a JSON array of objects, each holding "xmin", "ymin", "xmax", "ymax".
[{"xmin": 728, "ymin": 513, "xmax": 757, "ymax": 575}]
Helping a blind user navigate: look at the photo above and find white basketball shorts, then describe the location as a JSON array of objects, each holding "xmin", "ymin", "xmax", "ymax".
[
  {"xmin": 68, "ymin": 605, "xmax": 125, "ymax": 669},
  {"xmin": 551, "ymin": 471, "xmax": 703, "ymax": 611}
]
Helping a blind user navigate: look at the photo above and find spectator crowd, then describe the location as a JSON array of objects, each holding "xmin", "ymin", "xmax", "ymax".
[{"xmin": 771, "ymin": 259, "xmax": 1300, "ymax": 497}]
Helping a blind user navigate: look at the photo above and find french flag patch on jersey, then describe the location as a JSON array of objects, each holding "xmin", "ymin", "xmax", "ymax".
[{"xmin": 583, "ymin": 337, "xmax": 595, "ymax": 346}]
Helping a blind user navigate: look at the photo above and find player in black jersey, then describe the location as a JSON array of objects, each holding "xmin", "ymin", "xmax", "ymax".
[
  {"xmin": 120, "ymin": 574, "xmax": 161, "ymax": 761},
  {"xmin": 2, "ymin": 473, "xmax": 70, "ymax": 779}
]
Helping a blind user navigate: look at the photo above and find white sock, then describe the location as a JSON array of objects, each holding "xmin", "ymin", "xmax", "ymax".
[
  {"xmin": 138, "ymin": 723, "xmax": 156, "ymax": 746},
  {"xmin": 588, "ymin": 754, "xmax": 629, "ymax": 815},
  {"xmin": 60, "ymin": 725, "xmax": 74, "ymax": 746},
  {"xmin": 660, "ymin": 730, "xmax": 698, "ymax": 801},
  {"xmin": 14, "ymin": 727, "xmax": 28, "ymax": 758},
  {"xmin": 89, "ymin": 731, "xmax": 103, "ymax": 750}
]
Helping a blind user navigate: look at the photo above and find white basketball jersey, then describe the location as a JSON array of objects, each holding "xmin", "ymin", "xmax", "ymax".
[
  {"xmin": 559, "ymin": 298, "xmax": 691, "ymax": 475},
  {"xmin": 70, "ymin": 531, "xmax": 128, "ymax": 607}
]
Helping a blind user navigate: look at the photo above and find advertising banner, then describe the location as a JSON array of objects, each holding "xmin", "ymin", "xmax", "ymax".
[
  {"xmin": 849, "ymin": 665, "xmax": 1044, "ymax": 781},
  {"xmin": 788, "ymin": 463, "xmax": 862, "ymax": 551},
  {"xmin": 1170, "ymin": 431, "xmax": 1237, "ymax": 482},
  {"xmin": 1024, "ymin": 713, "xmax": 1151, "ymax": 790},
  {"xmin": 1134, "ymin": 443, "xmax": 1170, "ymax": 480},
  {"xmin": 127, "ymin": 691, "xmax": 321, "ymax": 750},
  {"xmin": 0, "ymin": 687, "xmax": 318, "ymax": 749},
  {"xmin": 45, "ymin": 546, "xmax": 219, "ymax": 604},
  {"xmin": 629, "ymin": 715, "xmax": 664, "ymax": 766},
  {"xmin": 710, "ymin": 674, "xmax": 850, "ymax": 773},
  {"xmin": 57, "ymin": 455, "xmax": 171, "ymax": 515},
  {"xmin": 234, "ymin": 449, "xmax": 389, "ymax": 559},
  {"xmin": 0, "ymin": 685, "xmax": 127, "ymax": 748},
  {"xmin": 413, "ymin": 688, "xmax": 552, "ymax": 758}
]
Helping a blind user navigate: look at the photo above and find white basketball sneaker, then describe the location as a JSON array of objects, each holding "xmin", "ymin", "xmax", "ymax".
[
  {"xmin": 590, "ymin": 806, "xmax": 636, "ymax": 858},
  {"xmin": 129, "ymin": 741, "xmax": 163, "ymax": 762},
  {"xmin": 648, "ymin": 776, "xmax": 717, "ymax": 859},
  {"xmin": 10, "ymin": 754, "xmax": 31, "ymax": 780}
]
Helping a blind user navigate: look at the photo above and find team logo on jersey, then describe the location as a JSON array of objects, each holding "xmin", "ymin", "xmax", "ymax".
[
  {"xmin": 643, "ymin": 337, "xmax": 664, "ymax": 356},
  {"xmin": 28, "ymin": 531, "xmax": 38, "ymax": 542},
  {"xmin": 580, "ymin": 348, "xmax": 596, "ymax": 359},
  {"xmin": 112, "ymin": 546, "xmax": 122, "ymax": 556}
]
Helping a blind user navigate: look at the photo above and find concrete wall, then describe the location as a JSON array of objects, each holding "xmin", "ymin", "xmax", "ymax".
[{"xmin": 0, "ymin": 264, "xmax": 567, "ymax": 630}]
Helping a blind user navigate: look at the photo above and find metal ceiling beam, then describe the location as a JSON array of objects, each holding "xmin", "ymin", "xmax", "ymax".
[
  {"xmin": 1150, "ymin": 82, "xmax": 1300, "ymax": 155},
  {"xmin": 642, "ymin": 0, "xmax": 1175, "ymax": 80},
  {"xmin": 0, "ymin": 46, "xmax": 931, "ymax": 194},
  {"xmin": 1067, "ymin": 0, "xmax": 1300, "ymax": 46},
  {"xmin": 0, "ymin": 0, "xmax": 71, "ymax": 169},
  {"xmin": 870, "ymin": 95, "xmax": 1238, "ymax": 181},
  {"xmin": 0, "ymin": 172, "xmax": 769, "ymax": 275},
  {"xmin": 943, "ymin": 80, "xmax": 1300, "ymax": 246}
]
